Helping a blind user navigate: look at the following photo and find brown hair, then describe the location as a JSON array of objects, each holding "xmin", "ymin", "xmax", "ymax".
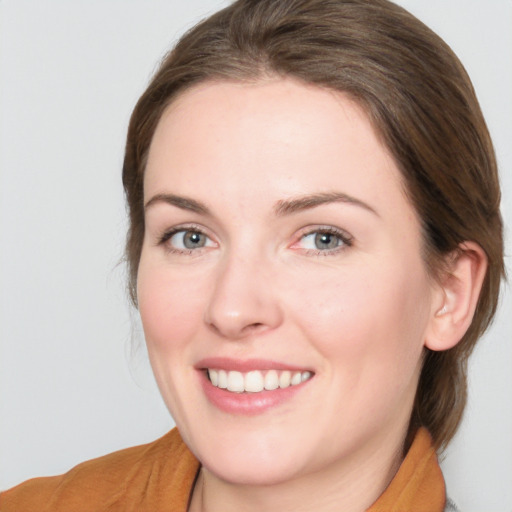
[{"xmin": 122, "ymin": 0, "xmax": 504, "ymax": 450}]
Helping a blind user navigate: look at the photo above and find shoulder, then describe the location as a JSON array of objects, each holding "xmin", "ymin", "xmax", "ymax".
[{"xmin": 0, "ymin": 428, "xmax": 199, "ymax": 512}]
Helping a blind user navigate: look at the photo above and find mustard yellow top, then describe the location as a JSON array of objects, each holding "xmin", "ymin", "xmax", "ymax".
[{"xmin": 0, "ymin": 427, "xmax": 446, "ymax": 511}]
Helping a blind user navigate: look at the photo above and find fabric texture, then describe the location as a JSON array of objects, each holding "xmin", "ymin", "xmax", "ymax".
[
  {"xmin": 0, "ymin": 429, "xmax": 199, "ymax": 512},
  {"xmin": 367, "ymin": 428, "xmax": 446, "ymax": 512},
  {"xmin": 1, "ymin": 427, "xmax": 448, "ymax": 511}
]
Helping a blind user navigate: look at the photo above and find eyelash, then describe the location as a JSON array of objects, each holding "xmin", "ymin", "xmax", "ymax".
[
  {"xmin": 294, "ymin": 226, "xmax": 353, "ymax": 256},
  {"xmin": 157, "ymin": 224, "xmax": 214, "ymax": 255},
  {"xmin": 156, "ymin": 225, "xmax": 353, "ymax": 256}
]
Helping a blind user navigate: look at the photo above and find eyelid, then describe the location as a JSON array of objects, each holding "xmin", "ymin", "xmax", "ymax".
[
  {"xmin": 290, "ymin": 225, "xmax": 353, "ymax": 254},
  {"xmin": 157, "ymin": 223, "xmax": 218, "ymax": 253}
]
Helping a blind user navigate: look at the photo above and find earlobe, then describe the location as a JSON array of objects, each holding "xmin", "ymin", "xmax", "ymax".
[{"xmin": 425, "ymin": 242, "xmax": 488, "ymax": 352}]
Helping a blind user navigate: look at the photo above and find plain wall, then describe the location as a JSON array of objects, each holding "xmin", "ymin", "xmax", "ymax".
[{"xmin": 1, "ymin": 1, "xmax": 511, "ymax": 511}]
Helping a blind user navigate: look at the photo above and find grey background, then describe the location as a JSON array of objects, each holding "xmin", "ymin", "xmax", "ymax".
[{"xmin": 1, "ymin": 1, "xmax": 511, "ymax": 510}]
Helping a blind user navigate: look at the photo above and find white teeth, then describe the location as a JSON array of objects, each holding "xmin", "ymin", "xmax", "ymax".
[
  {"xmin": 208, "ymin": 369, "xmax": 218, "ymax": 386},
  {"xmin": 291, "ymin": 372, "xmax": 302, "ymax": 386},
  {"xmin": 218, "ymin": 369, "xmax": 228, "ymax": 389},
  {"xmin": 301, "ymin": 371, "xmax": 312, "ymax": 382},
  {"xmin": 245, "ymin": 370, "xmax": 264, "ymax": 392},
  {"xmin": 264, "ymin": 370, "xmax": 279, "ymax": 390},
  {"xmin": 207, "ymin": 368, "xmax": 313, "ymax": 393},
  {"xmin": 227, "ymin": 371, "xmax": 245, "ymax": 393},
  {"xmin": 279, "ymin": 370, "xmax": 291, "ymax": 388}
]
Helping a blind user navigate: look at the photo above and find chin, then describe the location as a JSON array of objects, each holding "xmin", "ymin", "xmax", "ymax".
[
  {"xmin": 186, "ymin": 424, "xmax": 314, "ymax": 486},
  {"xmin": 202, "ymin": 452, "xmax": 305, "ymax": 486}
]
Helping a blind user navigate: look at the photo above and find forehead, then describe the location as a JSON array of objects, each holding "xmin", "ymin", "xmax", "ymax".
[
  {"xmin": 144, "ymin": 78, "xmax": 415, "ymax": 226},
  {"xmin": 152, "ymin": 79, "xmax": 387, "ymax": 163}
]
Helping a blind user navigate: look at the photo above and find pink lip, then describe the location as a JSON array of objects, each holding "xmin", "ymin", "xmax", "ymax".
[
  {"xmin": 195, "ymin": 358, "xmax": 314, "ymax": 416},
  {"xmin": 195, "ymin": 357, "xmax": 310, "ymax": 372}
]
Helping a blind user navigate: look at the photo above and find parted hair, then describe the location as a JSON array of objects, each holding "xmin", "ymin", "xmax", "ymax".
[{"xmin": 122, "ymin": 0, "xmax": 504, "ymax": 450}]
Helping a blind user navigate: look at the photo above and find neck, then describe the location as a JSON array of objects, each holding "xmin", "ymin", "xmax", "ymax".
[{"xmin": 189, "ymin": 425, "xmax": 407, "ymax": 512}]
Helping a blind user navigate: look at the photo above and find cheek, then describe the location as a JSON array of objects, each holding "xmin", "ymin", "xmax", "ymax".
[
  {"xmin": 289, "ymin": 258, "xmax": 431, "ymax": 381},
  {"xmin": 137, "ymin": 260, "xmax": 207, "ymax": 355}
]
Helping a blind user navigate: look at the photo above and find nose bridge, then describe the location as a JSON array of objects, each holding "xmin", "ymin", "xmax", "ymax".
[{"xmin": 204, "ymin": 242, "xmax": 283, "ymax": 339}]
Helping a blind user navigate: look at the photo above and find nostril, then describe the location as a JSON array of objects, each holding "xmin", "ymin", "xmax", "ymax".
[
  {"xmin": 207, "ymin": 322, "xmax": 222, "ymax": 335},
  {"xmin": 242, "ymin": 322, "xmax": 265, "ymax": 333},
  {"xmin": 203, "ymin": 282, "xmax": 284, "ymax": 339}
]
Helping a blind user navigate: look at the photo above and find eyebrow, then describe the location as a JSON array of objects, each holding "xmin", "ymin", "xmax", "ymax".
[
  {"xmin": 144, "ymin": 193, "xmax": 211, "ymax": 215},
  {"xmin": 274, "ymin": 192, "xmax": 379, "ymax": 217},
  {"xmin": 144, "ymin": 191, "xmax": 378, "ymax": 218}
]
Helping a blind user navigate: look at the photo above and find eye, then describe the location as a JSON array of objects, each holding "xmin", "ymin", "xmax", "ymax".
[
  {"xmin": 295, "ymin": 227, "xmax": 352, "ymax": 253},
  {"xmin": 160, "ymin": 228, "xmax": 216, "ymax": 252}
]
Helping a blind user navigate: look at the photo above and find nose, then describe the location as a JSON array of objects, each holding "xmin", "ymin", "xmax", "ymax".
[{"xmin": 203, "ymin": 252, "xmax": 284, "ymax": 340}]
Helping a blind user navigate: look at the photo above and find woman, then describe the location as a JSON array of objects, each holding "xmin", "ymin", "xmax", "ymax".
[{"xmin": 1, "ymin": 0, "xmax": 505, "ymax": 510}]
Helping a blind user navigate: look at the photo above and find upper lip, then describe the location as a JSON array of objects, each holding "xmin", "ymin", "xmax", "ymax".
[{"xmin": 195, "ymin": 357, "xmax": 313, "ymax": 373}]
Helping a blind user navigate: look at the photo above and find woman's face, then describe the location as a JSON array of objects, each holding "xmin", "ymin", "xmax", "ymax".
[{"xmin": 138, "ymin": 79, "xmax": 440, "ymax": 485}]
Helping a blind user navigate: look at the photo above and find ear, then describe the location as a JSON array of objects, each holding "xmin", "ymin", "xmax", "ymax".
[{"xmin": 425, "ymin": 242, "xmax": 488, "ymax": 351}]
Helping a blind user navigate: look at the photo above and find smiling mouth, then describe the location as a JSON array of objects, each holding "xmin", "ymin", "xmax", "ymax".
[{"xmin": 206, "ymin": 369, "xmax": 313, "ymax": 393}]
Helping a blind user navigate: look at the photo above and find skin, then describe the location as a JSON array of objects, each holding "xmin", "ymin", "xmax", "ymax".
[{"xmin": 137, "ymin": 79, "xmax": 447, "ymax": 512}]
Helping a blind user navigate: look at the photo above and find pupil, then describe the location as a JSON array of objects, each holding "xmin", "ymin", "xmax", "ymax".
[
  {"xmin": 315, "ymin": 232, "xmax": 338, "ymax": 249},
  {"xmin": 184, "ymin": 231, "xmax": 205, "ymax": 249}
]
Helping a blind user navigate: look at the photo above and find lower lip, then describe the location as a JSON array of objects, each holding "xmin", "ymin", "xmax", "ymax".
[{"xmin": 199, "ymin": 371, "xmax": 311, "ymax": 415}]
